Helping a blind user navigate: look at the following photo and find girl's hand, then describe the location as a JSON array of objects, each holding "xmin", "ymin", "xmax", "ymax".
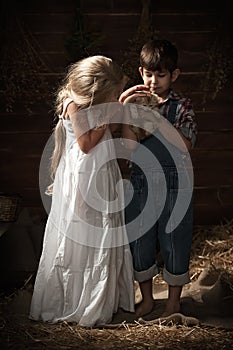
[
  {"xmin": 123, "ymin": 92, "xmax": 150, "ymax": 105},
  {"xmin": 119, "ymin": 85, "xmax": 149, "ymax": 103}
]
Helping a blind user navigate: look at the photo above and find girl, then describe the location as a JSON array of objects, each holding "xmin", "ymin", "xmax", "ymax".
[{"xmin": 29, "ymin": 56, "xmax": 135, "ymax": 327}]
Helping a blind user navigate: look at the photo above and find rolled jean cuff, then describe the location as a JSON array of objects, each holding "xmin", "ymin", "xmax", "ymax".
[
  {"xmin": 163, "ymin": 268, "xmax": 190, "ymax": 286},
  {"xmin": 134, "ymin": 264, "xmax": 159, "ymax": 283}
]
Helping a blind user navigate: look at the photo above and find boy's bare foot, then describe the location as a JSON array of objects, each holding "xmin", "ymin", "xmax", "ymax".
[
  {"xmin": 135, "ymin": 298, "xmax": 155, "ymax": 317},
  {"xmin": 161, "ymin": 301, "xmax": 181, "ymax": 317}
]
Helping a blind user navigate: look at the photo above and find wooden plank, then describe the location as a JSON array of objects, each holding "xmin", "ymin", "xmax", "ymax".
[
  {"xmin": 31, "ymin": 12, "xmax": 217, "ymax": 34},
  {"xmin": 31, "ymin": 11, "xmax": 213, "ymax": 56},
  {"xmin": 84, "ymin": 12, "xmax": 218, "ymax": 32},
  {"xmin": 178, "ymin": 51, "xmax": 208, "ymax": 72},
  {"xmin": 2, "ymin": 187, "xmax": 232, "ymax": 225},
  {"xmin": 1, "ymin": 188, "xmax": 51, "ymax": 216},
  {"xmin": 0, "ymin": 133, "xmax": 51, "ymax": 155},
  {"xmin": 151, "ymin": 13, "xmax": 218, "ymax": 31},
  {"xmin": 1, "ymin": 187, "xmax": 44, "ymax": 207},
  {"xmin": 81, "ymin": 0, "xmax": 141, "ymax": 12},
  {"xmin": 155, "ymin": 31, "xmax": 216, "ymax": 52},
  {"xmin": 194, "ymin": 186, "xmax": 233, "ymax": 205},
  {"xmin": 191, "ymin": 150, "xmax": 233, "ymax": 169},
  {"xmin": 22, "ymin": 13, "xmax": 75, "ymax": 32},
  {"xmin": 80, "ymin": 15, "xmax": 216, "ymax": 53},
  {"xmin": 194, "ymin": 168, "xmax": 233, "ymax": 187},
  {"xmin": 194, "ymin": 204, "xmax": 233, "ymax": 225},
  {"xmin": 1, "ymin": 158, "xmax": 40, "ymax": 188},
  {"xmin": 187, "ymin": 92, "xmax": 233, "ymax": 113},
  {"xmin": 0, "ymin": 113, "xmax": 54, "ymax": 133},
  {"xmin": 175, "ymin": 73, "xmax": 205, "ymax": 92},
  {"xmin": 38, "ymin": 73, "xmax": 64, "ymax": 90},
  {"xmin": 33, "ymin": 33, "xmax": 71, "ymax": 52},
  {"xmin": 150, "ymin": 1, "xmax": 218, "ymax": 13},
  {"xmin": 195, "ymin": 112, "xmax": 233, "ymax": 131},
  {"xmin": 112, "ymin": 50, "xmax": 208, "ymax": 73},
  {"xmin": 81, "ymin": 0, "xmax": 217, "ymax": 13},
  {"xmin": 40, "ymin": 52, "xmax": 70, "ymax": 71},
  {"xmin": 3, "ymin": 160, "xmax": 231, "ymax": 188},
  {"xmin": 21, "ymin": 13, "xmax": 219, "ymax": 73},
  {"xmin": 23, "ymin": 0, "xmax": 75, "ymax": 14},
  {"xmin": 195, "ymin": 131, "xmax": 233, "ymax": 150}
]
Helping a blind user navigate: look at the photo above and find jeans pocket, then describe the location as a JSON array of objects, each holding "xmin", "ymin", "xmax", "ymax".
[
  {"xmin": 151, "ymin": 169, "xmax": 166, "ymax": 211},
  {"xmin": 125, "ymin": 173, "xmax": 147, "ymax": 226},
  {"xmin": 131, "ymin": 173, "xmax": 146, "ymax": 191},
  {"xmin": 166, "ymin": 187, "xmax": 193, "ymax": 234}
]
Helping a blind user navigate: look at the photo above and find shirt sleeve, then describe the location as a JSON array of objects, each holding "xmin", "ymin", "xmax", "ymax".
[{"xmin": 174, "ymin": 98, "xmax": 197, "ymax": 148}]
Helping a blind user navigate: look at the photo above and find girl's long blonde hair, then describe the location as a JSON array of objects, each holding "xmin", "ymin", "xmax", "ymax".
[{"xmin": 50, "ymin": 55, "xmax": 125, "ymax": 182}]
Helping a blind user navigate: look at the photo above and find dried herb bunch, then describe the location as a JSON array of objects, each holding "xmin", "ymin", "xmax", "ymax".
[
  {"xmin": 201, "ymin": 1, "xmax": 233, "ymax": 105},
  {"xmin": 121, "ymin": 0, "xmax": 157, "ymax": 88},
  {"xmin": 65, "ymin": 3, "xmax": 104, "ymax": 62},
  {"xmin": 0, "ymin": 15, "xmax": 51, "ymax": 113}
]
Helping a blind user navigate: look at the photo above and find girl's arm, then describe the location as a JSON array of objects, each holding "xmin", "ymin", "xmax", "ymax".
[
  {"xmin": 121, "ymin": 121, "xmax": 138, "ymax": 150},
  {"xmin": 67, "ymin": 102, "xmax": 106, "ymax": 154},
  {"xmin": 120, "ymin": 95, "xmax": 139, "ymax": 150},
  {"xmin": 120, "ymin": 93, "xmax": 193, "ymax": 152},
  {"xmin": 75, "ymin": 127, "xmax": 106, "ymax": 154},
  {"xmin": 119, "ymin": 84, "xmax": 149, "ymax": 103}
]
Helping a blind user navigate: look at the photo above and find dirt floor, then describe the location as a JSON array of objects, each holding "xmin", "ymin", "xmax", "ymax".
[{"xmin": 0, "ymin": 221, "xmax": 233, "ymax": 350}]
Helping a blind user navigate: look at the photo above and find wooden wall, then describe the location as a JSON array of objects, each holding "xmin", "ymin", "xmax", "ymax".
[{"xmin": 1, "ymin": 0, "xmax": 233, "ymax": 225}]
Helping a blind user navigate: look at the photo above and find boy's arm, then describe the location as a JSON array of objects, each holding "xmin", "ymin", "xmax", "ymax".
[
  {"xmin": 157, "ymin": 97, "xmax": 196, "ymax": 153},
  {"xmin": 158, "ymin": 119, "xmax": 191, "ymax": 153},
  {"xmin": 177, "ymin": 130, "xmax": 192, "ymax": 151},
  {"xmin": 121, "ymin": 102, "xmax": 138, "ymax": 150},
  {"xmin": 174, "ymin": 97, "xmax": 197, "ymax": 151}
]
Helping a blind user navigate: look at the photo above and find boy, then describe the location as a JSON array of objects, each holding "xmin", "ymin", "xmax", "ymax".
[{"xmin": 120, "ymin": 39, "xmax": 197, "ymax": 317}]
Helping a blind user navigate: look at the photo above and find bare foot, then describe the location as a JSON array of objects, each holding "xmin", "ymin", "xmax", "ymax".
[
  {"xmin": 161, "ymin": 301, "xmax": 181, "ymax": 318},
  {"xmin": 135, "ymin": 298, "xmax": 155, "ymax": 317}
]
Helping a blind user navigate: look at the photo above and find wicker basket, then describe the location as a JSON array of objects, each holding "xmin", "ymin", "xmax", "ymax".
[{"xmin": 0, "ymin": 194, "xmax": 21, "ymax": 222}]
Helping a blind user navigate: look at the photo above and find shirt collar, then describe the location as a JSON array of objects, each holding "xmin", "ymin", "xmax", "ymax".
[{"xmin": 161, "ymin": 89, "xmax": 180, "ymax": 104}]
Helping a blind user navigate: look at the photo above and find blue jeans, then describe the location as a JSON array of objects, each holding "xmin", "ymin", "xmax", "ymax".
[{"xmin": 125, "ymin": 165, "xmax": 193, "ymax": 286}]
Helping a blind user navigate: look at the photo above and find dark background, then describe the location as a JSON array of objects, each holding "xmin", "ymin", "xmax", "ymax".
[{"xmin": 0, "ymin": 0, "xmax": 233, "ymax": 227}]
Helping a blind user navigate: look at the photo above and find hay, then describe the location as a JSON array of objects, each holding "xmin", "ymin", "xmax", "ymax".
[
  {"xmin": 0, "ymin": 221, "xmax": 233, "ymax": 350},
  {"xmin": 190, "ymin": 219, "xmax": 233, "ymax": 282},
  {"xmin": 1, "ymin": 314, "xmax": 233, "ymax": 350}
]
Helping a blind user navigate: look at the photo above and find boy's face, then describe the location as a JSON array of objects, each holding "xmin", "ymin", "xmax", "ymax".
[{"xmin": 139, "ymin": 67, "xmax": 180, "ymax": 99}]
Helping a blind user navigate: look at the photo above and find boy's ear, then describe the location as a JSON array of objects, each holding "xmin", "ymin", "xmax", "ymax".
[
  {"xmin": 138, "ymin": 67, "xmax": 143, "ymax": 77},
  {"xmin": 171, "ymin": 68, "xmax": 180, "ymax": 82}
]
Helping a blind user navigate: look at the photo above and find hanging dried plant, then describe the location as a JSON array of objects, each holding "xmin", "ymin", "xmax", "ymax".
[
  {"xmin": 121, "ymin": 0, "xmax": 157, "ymax": 88},
  {"xmin": 65, "ymin": 4, "xmax": 105, "ymax": 62},
  {"xmin": 201, "ymin": 2, "xmax": 233, "ymax": 105},
  {"xmin": 0, "ymin": 15, "xmax": 52, "ymax": 114}
]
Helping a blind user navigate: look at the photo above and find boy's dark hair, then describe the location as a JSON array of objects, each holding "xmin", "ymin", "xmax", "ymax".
[{"xmin": 140, "ymin": 39, "xmax": 178, "ymax": 73}]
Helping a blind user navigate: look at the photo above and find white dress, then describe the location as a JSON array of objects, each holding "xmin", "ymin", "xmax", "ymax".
[{"xmin": 29, "ymin": 99, "xmax": 135, "ymax": 327}]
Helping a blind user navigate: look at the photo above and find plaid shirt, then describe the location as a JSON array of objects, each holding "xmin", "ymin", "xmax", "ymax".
[{"xmin": 159, "ymin": 89, "xmax": 197, "ymax": 148}]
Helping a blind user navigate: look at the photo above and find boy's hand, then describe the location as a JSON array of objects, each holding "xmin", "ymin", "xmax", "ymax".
[{"xmin": 119, "ymin": 85, "xmax": 149, "ymax": 103}]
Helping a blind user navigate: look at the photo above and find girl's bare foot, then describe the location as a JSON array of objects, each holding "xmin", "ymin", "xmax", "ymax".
[
  {"xmin": 161, "ymin": 301, "xmax": 180, "ymax": 317},
  {"xmin": 135, "ymin": 298, "xmax": 155, "ymax": 317}
]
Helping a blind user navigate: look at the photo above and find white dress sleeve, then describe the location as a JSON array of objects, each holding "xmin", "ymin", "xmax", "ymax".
[{"xmin": 58, "ymin": 98, "xmax": 73, "ymax": 119}]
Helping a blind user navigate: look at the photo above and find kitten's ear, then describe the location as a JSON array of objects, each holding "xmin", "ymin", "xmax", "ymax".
[
  {"xmin": 171, "ymin": 68, "xmax": 180, "ymax": 82},
  {"xmin": 139, "ymin": 67, "xmax": 143, "ymax": 77}
]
